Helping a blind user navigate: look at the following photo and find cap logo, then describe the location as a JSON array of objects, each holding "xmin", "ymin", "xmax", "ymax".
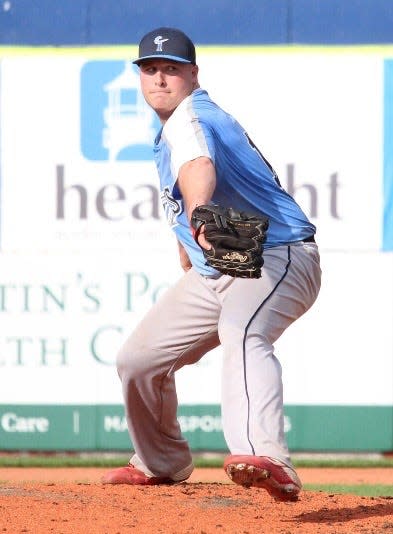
[{"xmin": 153, "ymin": 35, "xmax": 169, "ymax": 52}]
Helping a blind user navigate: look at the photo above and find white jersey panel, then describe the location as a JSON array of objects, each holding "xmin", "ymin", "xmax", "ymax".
[{"xmin": 162, "ymin": 94, "xmax": 212, "ymax": 177}]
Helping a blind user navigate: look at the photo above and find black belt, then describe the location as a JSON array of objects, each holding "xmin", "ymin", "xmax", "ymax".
[{"xmin": 303, "ymin": 235, "xmax": 315, "ymax": 243}]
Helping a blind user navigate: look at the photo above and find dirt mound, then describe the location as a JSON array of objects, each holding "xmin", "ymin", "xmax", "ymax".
[{"xmin": 0, "ymin": 468, "xmax": 392, "ymax": 533}]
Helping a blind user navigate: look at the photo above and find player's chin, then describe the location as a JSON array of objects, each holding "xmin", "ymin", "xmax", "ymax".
[
  {"xmin": 149, "ymin": 92, "xmax": 170, "ymax": 104},
  {"xmin": 150, "ymin": 101, "xmax": 176, "ymax": 121}
]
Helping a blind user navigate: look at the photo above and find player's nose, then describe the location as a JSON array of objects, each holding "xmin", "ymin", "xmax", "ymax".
[{"xmin": 154, "ymin": 70, "xmax": 166, "ymax": 86}]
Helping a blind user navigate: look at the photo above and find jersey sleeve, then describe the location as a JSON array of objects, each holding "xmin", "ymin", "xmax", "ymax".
[{"xmin": 162, "ymin": 96, "xmax": 215, "ymax": 178}]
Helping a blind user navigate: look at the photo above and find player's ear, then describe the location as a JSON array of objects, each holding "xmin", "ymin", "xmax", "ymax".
[{"xmin": 191, "ymin": 64, "xmax": 199, "ymax": 77}]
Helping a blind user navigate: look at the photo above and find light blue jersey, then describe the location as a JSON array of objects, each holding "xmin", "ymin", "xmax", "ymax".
[{"xmin": 154, "ymin": 89, "xmax": 316, "ymax": 276}]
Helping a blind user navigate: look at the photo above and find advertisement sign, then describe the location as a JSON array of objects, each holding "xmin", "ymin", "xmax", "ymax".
[
  {"xmin": 0, "ymin": 47, "xmax": 392, "ymax": 451},
  {"xmin": 0, "ymin": 51, "xmax": 390, "ymax": 253}
]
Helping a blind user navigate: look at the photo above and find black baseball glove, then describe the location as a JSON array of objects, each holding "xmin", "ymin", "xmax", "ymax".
[{"xmin": 191, "ymin": 204, "xmax": 269, "ymax": 278}]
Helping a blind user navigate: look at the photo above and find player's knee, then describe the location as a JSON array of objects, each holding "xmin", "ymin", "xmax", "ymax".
[
  {"xmin": 116, "ymin": 338, "xmax": 152, "ymax": 381},
  {"xmin": 219, "ymin": 323, "xmax": 274, "ymax": 356},
  {"xmin": 218, "ymin": 323, "xmax": 252, "ymax": 347}
]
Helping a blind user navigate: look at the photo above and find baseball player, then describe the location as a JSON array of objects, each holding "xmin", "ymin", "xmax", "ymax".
[{"xmin": 103, "ymin": 27, "xmax": 321, "ymax": 502}]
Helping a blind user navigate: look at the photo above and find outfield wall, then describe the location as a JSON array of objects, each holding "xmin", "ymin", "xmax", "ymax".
[
  {"xmin": 1, "ymin": 0, "xmax": 393, "ymax": 45},
  {"xmin": 0, "ymin": 46, "xmax": 392, "ymax": 452}
]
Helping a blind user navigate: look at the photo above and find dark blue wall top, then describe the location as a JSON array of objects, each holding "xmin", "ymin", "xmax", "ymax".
[{"xmin": 1, "ymin": 0, "xmax": 393, "ymax": 45}]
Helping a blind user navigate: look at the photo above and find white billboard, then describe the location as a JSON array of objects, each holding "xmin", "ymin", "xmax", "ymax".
[
  {"xmin": 0, "ymin": 52, "xmax": 387, "ymax": 253},
  {"xmin": 0, "ymin": 47, "xmax": 392, "ymax": 414}
]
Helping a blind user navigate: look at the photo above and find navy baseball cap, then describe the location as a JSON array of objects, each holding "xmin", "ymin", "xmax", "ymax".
[{"xmin": 133, "ymin": 27, "xmax": 196, "ymax": 66}]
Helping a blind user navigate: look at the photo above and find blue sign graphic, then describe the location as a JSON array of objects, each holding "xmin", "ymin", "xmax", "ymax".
[
  {"xmin": 80, "ymin": 60, "xmax": 160, "ymax": 161},
  {"xmin": 384, "ymin": 60, "xmax": 393, "ymax": 251}
]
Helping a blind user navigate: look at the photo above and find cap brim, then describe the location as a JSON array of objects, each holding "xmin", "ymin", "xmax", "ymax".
[{"xmin": 132, "ymin": 54, "xmax": 192, "ymax": 65}]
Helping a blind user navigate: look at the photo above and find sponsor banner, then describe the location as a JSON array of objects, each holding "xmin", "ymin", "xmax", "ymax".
[
  {"xmin": 276, "ymin": 251, "xmax": 393, "ymax": 406},
  {"xmin": 0, "ymin": 251, "xmax": 392, "ymax": 408},
  {"xmin": 0, "ymin": 57, "xmax": 166, "ymax": 253},
  {"xmin": 0, "ymin": 404, "xmax": 391, "ymax": 451},
  {"xmin": 0, "ymin": 47, "xmax": 392, "ymax": 451},
  {"xmin": 0, "ymin": 405, "xmax": 96, "ymax": 450},
  {"xmin": 0, "ymin": 49, "xmax": 390, "ymax": 252},
  {"xmin": 0, "ymin": 252, "xmax": 224, "ymax": 405},
  {"xmin": 0, "ymin": 57, "xmax": 2, "ymax": 250},
  {"xmin": 97, "ymin": 405, "xmax": 227, "ymax": 451}
]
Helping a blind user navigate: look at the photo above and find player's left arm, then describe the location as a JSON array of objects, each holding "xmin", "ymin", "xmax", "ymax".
[{"xmin": 177, "ymin": 156, "xmax": 216, "ymax": 250}]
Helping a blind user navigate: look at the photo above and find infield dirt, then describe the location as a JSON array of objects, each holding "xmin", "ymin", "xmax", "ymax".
[{"xmin": 0, "ymin": 467, "xmax": 392, "ymax": 533}]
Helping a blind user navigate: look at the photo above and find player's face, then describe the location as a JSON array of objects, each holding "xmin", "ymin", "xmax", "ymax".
[{"xmin": 139, "ymin": 59, "xmax": 199, "ymax": 122}]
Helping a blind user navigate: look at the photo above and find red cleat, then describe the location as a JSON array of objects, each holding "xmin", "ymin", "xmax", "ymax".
[
  {"xmin": 224, "ymin": 455, "xmax": 301, "ymax": 502},
  {"xmin": 102, "ymin": 463, "xmax": 184, "ymax": 485}
]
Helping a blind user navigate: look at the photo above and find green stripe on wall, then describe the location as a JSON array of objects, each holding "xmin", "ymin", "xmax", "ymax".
[
  {"xmin": 0, "ymin": 404, "xmax": 391, "ymax": 452},
  {"xmin": 285, "ymin": 405, "xmax": 393, "ymax": 450}
]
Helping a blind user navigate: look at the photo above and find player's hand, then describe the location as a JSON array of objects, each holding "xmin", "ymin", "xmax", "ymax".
[{"xmin": 195, "ymin": 224, "xmax": 212, "ymax": 251}]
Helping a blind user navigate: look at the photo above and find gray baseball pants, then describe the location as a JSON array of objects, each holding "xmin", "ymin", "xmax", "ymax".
[{"xmin": 116, "ymin": 242, "xmax": 321, "ymax": 479}]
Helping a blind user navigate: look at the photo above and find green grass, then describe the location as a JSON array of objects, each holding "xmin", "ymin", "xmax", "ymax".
[
  {"xmin": 193, "ymin": 455, "xmax": 393, "ymax": 469},
  {"xmin": 0, "ymin": 453, "xmax": 392, "ymax": 469},
  {"xmin": 192, "ymin": 456, "xmax": 392, "ymax": 468},
  {"xmin": 292, "ymin": 457, "xmax": 393, "ymax": 469},
  {"xmin": 304, "ymin": 484, "xmax": 393, "ymax": 497},
  {"xmin": 0, "ymin": 455, "xmax": 130, "ymax": 468}
]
